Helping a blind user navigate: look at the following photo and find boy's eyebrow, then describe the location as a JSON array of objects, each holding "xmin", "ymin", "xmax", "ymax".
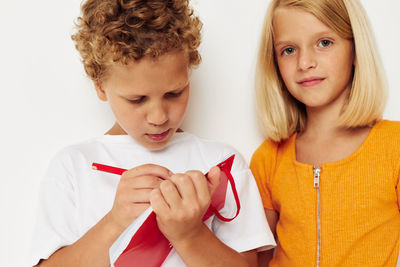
[
  {"xmin": 115, "ymin": 88, "xmax": 145, "ymax": 98},
  {"xmin": 119, "ymin": 83, "xmax": 189, "ymax": 98},
  {"xmin": 122, "ymin": 94, "xmax": 144, "ymax": 98},
  {"xmin": 172, "ymin": 82, "xmax": 190, "ymax": 91},
  {"xmin": 164, "ymin": 82, "xmax": 190, "ymax": 93}
]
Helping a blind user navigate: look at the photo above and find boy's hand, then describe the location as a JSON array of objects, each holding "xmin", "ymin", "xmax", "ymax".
[
  {"xmin": 106, "ymin": 164, "xmax": 172, "ymax": 232},
  {"xmin": 150, "ymin": 166, "xmax": 221, "ymax": 244}
]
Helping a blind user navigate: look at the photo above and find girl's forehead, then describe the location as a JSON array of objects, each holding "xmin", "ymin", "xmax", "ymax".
[
  {"xmin": 273, "ymin": 6, "xmax": 320, "ymax": 27},
  {"xmin": 273, "ymin": 7, "xmax": 334, "ymax": 40}
]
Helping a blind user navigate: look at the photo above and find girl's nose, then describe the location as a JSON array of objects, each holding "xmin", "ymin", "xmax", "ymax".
[
  {"xmin": 146, "ymin": 104, "xmax": 168, "ymax": 126},
  {"xmin": 297, "ymin": 49, "xmax": 317, "ymax": 71}
]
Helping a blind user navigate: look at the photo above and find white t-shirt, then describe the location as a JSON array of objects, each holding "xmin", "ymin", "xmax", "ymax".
[{"xmin": 31, "ymin": 132, "xmax": 275, "ymax": 266}]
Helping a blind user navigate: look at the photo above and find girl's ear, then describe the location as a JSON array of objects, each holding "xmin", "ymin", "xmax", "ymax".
[{"xmin": 94, "ymin": 82, "xmax": 108, "ymax": 101}]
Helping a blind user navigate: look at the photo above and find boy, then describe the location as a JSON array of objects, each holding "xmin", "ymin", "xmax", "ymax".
[{"xmin": 31, "ymin": 0, "xmax": 275, "ymax": 266}]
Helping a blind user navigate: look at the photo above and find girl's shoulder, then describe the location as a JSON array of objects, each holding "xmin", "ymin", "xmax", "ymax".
[
  {"xmin": 252, "ymin": 139, "xmax": 279, "ymax": 160},
  {"xmin": 374, "ymin": 120, "xmax": 400, "ymax": 141},
  {"xmin": 251, "ymin": 135, "xmax": 295, "ymax": 171},
  {"xmin": 252, "ymin": 135, "xmax": 294, "ymax": 159},
  {"xmin": 368, "ymin": 120, "xmax": 400, "ymax": 164},
  {"xmin": 377, "ymin": 119, "xmax": 400, "ymax": 130}
]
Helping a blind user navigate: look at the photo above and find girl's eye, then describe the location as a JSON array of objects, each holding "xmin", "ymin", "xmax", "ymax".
[
  {"xmin": 318, "ymin": 40, "xmax": 332, "ymax": 48},
  {"xmin": 129, "ymin": 96, "xmax": 145, "ymax": 104},
  {"xmin": 282, "ymin": 47, "xmax": 295, "ymax": 55}
]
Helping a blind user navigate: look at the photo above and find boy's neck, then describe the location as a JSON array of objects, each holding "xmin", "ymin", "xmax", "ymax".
[{"xmin": 105, "ymin": 123, "xmax": 127, "ymax": 135}]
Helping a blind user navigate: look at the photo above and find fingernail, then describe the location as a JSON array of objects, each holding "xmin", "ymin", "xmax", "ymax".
[{"xmin": 168, "ymin": 171, "xmax": 174, "ymax": 177}]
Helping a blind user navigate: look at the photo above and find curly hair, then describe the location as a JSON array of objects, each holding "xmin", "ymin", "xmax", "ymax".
[{"xmin": 72, "ymin": 0, "xmax": 202, "ymax": 82}]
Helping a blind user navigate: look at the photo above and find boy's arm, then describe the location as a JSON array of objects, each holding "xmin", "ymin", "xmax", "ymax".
[
  {"xmin": 169, "ymin": 223, "xmax": 258, "ymax": 267},
  {"xmin": 173, "ymin": 224, "xmax": 257, "ymax": 267},
  {"xmin": 35, "ymin": 164, "xmax": 171, "ymax": 267},
  {"xmin": 36, "ymin": 213, "xmax": 123, "ymax": 267},
  {"xmin": 150, "ymin": 167, "xmax": 258, "ymax": 267}
]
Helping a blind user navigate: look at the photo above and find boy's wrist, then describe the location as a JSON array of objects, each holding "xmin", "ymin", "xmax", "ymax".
[
  {"xmin": 169, "ymin": 223, "xmax": 209, "ymax": 251},
  {"xmin": 103, "ymin": 212, "xmax": 127, "ymax": 237}
]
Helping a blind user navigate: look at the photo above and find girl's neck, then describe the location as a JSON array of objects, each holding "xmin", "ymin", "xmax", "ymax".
[
  {"xmin": 295, "ymin": 90, "xmax": 373, "ymax": 166},
  {"xmin": 300, "ymin": 88, "xmax": 349, "ymax": 140},
  {"xmin": 302, "ymin": 109, "xmax": 344, "ymax": 140}
]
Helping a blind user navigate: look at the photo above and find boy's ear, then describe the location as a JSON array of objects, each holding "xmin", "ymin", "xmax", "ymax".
[{"xmin": 94, "ymin": 82, "xmax": 108, "ymax": 101}]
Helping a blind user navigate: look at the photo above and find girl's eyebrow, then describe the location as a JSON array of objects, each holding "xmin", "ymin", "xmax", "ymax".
[
  {"xmin": 309, "ymin": 30, "xmax": 337, "ymax": 39},
  {"xmin": 274, "ymin": 40, "xmax": 292, "ymax": 48},
  {"xmin": 274, "ymin": 30, "xmax": 336, "ymax": 47}
]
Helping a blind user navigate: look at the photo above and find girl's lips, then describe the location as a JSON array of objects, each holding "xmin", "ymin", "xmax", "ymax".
[
  {"xmin": 298, "ymin": 78, "xmax": 325, "ymax": 87},
  {"xmin": 146, "ymin": 129, "xmax": 170, "ymax": 141}
]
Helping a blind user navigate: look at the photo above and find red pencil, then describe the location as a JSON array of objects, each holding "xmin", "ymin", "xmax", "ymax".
[{"xmin": 92, "ymin": 163, "xmax": 127, "ymax": 175}]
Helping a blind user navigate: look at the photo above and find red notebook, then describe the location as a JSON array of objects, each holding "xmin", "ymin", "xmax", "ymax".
[{"xmin": 92, "ymin": 155, "xmax": 240, "ymax": 267}]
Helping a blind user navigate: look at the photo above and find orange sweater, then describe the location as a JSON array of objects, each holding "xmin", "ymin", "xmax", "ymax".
[{"xmin": 250, "ymin": 120, "xmax": 400, "ymax": 267}]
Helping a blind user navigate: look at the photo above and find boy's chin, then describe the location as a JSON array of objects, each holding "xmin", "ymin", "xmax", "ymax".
[
  {"xmin": 139, "ymin": 138, "xmax": 170, "ymax": 151},
  {"xmin": 145, "ymin": 143, "xmax": 168, "ymax": 151}
]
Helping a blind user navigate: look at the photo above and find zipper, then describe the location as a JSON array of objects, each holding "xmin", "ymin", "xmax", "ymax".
[{"xmin": 313, "ymin": 166, "xmax": 321, "ymax": 267}]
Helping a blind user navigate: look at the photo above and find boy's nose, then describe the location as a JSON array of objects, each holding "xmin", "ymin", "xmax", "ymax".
[
  {"xmin": 297, "ymin": 49, "xmax": 317, "ymax": 71},
  {"xmin": 146, "ymin": 105, "xmax": 168, "ymax": 126}
]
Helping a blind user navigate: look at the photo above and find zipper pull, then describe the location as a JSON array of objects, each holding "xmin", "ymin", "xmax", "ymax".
[{"xmin": 313, "ymin": 167, "xmax": 321, "ymax": 188}]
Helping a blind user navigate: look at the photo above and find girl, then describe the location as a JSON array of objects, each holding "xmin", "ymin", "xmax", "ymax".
[{"xmin": 250, "ymin": 0, "xmax": 400, "ymax": 266}]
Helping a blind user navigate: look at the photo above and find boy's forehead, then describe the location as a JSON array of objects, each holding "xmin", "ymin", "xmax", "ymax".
[
  {"xmin": 104, "ymin": 51, "xmax": 190, "ymax": 93},
  {"xmin": 110, "ymin": 51, "xmax": 189, "ymax": 74}
]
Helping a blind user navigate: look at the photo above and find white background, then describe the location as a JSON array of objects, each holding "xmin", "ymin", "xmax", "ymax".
[{"xmin": 0, "ymin": 1, "xmax": 399, "ymax": 266}]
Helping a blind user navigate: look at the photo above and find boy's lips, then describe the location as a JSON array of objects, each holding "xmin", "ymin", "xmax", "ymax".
[
  {"xmin": 146, "ymin": 129, "xmax": 170, "ymax": 141},
  {"xmin": 297, "ymin": 77, "xmax": 325, "ymax": 87}
]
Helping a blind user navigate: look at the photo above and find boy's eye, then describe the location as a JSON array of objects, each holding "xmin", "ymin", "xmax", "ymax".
[
  {"xmin": 318, "ymin": 40, "xmax": 332, "ymax": 47},
  {"xmin": 282, "ymin": 47, "xmax": 295, "ymax": 55},
  {"xmin": 165, "ymin": 91, "xmax": 183, "ymax": 98},
  {"xmin": 129, "ymin": 96, "xmax": 146, "ymax": 104}
]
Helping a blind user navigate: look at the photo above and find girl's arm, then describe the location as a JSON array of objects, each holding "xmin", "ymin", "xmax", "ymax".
[{"xmin": 258, "ymin": 209, "xmax": 278, "ymax": 266}]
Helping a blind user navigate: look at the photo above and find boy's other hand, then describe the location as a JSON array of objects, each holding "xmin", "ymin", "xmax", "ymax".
[
  {"xmin": 106, "ymin": 164, "xmax": 172, "ymax": 232},
  {"xmin": 206, "ymin": 166, "xmax": 221, "ymax": 196},
  {"xmin": 150, "ymin": 167, "xmax": 221, "ymax": 244}
]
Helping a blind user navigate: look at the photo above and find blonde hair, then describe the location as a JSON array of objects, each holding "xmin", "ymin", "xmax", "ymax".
[
  {"xmin": 255, "ymin": 0, "xmax": 387, "ymax": 142},
  {"xmin": 72, "ymin": 0, "xmax": 202, "ymax": 82}
]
